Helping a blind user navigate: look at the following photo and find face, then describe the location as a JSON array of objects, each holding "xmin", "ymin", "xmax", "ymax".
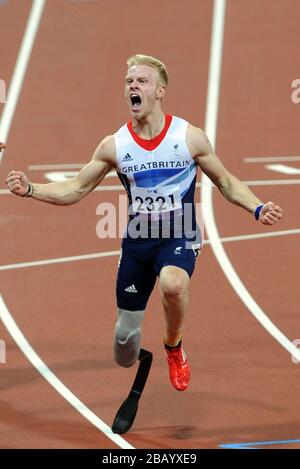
[{"xmin": 124, "ymin": 64, "xmax": 165, "ymax": 118}]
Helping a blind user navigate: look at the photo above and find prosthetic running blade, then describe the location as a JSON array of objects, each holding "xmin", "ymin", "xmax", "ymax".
[{"xmin": 112, "ymin": 348, "xmax": 153, "ymax": 434}]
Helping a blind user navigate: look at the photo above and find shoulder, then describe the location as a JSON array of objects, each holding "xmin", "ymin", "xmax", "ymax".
[
  {"xmin": 92, "ymin": 135, "xmax": 116, "ymax": 166},
  {"xmin": 186, "ymin": 123, "xmax": 213, "ymax": 158}
]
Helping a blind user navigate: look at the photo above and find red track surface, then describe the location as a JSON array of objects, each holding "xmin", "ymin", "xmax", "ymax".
[{"xmin": 0, "ymin": 0, "xmax": 300, "ymax": 449}]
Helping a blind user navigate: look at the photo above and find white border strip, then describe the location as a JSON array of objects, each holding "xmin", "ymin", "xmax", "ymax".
[
  {"xmin": 29, "ymin": 165, "xmax": 118, "ymax": 179},
  {"xmin": 29, "ymin": 164, "xmax": 86, "ymax": 170},
  {"xmin": 245, "ymin": 156, "xmax": 300, "ymax": 163},
  {"xmin": 0, "ymin": 250, "xmax": 120, "ymax": 271},
  {"xmin": 0, "ymin": 0, "xmax": 46, "ymax": 164},
  {"xmin": 219, "ymin": 228, "xmax": 300, "ymax": 243},
  {"xmin": 0, "ymin": 295, "xmax": 134, "ymax": 449},
  {"xmin": 201, "ymin": 0, "xmax": 300, "ymax": 362},
  {"xmin": 1, "ymin": 228, "xmax": 300, "ymax": 271},
  {"xmin": 242, "ymin": 179, "xmax": 300, "ymax": 186}
]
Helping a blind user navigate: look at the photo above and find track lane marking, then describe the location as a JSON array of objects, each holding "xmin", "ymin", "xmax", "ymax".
[
  {"xmin": 265, "ymin": 164, "xmax": 300, "ymax": 175},
  {"xmin": 0, "ymin": 295, "xmax": 134, "ymax": 449},
  {"xmin": 29, "ymin": 164, "xmax": 86, "ymax": 170},
  {"xmin": 242, "ymin": 179, "xmax": 300, "ymax": 186},
  {"xmin": 0, "ymin": 250, "xmax": 121, "ymax": 270},
  {"xmin": 1, "ymin": 228, "xmax": 299, "ymax": 271},
  {"xmin": 201, "ymin": 0, "xmax": 300, "ymax": 363},
  {"xmin": 0, "ymin": 0, "xmax": 46, "ymax": 163},
  {"xmin": 220, "ymin": 438, "xmax": 300, "ymax": 449},
  {"xmin": 245, "ymin": 156, "xmax": 300, "ymax": 163}
]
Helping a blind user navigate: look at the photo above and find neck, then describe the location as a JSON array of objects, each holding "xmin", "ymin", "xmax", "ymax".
[{"xmin": 131, "ymin": 109, "xmax": 165, "ymax": 140}]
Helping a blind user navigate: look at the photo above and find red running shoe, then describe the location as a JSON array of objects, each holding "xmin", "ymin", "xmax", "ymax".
[{"xmin": 164, "ymin": 341, "xmax": 190, "ymax": 391}]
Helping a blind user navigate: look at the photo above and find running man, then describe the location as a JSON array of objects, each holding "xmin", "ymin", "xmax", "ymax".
[{"xmin": 4, "ymin": 54, "xmax": 283, "ymax": 392}]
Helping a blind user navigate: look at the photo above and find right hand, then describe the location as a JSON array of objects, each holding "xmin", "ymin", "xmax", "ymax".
[{"xmin": 5, "ymin": 170, "xmax": 30, "ymax": 197}]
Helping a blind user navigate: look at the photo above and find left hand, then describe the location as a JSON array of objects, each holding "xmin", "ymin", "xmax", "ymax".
[
  {"xmin": 259, "ymin": 201, "xmax": 283, "ymax": 225},
  {"xmin": 0, "ymin": 142, "xmax": 6, "ymax": 152}
]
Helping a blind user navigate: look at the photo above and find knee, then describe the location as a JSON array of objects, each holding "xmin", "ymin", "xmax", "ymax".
[{"xmin": 161, "ymin": 279, "xmax": 186, "ymax": 300}]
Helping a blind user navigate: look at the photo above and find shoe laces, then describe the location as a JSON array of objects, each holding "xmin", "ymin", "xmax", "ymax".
[{"xmin": 167, "ymin": 347, "xmax": 186, "ymax": 365}]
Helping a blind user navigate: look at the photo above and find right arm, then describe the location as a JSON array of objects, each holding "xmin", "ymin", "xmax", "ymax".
[
  {"xmin": 187, "ymin": 125, "xmax": 283, "ymax": 225},
  {"xmin": 5, "ymin": 135, "xmax": 116, "ymax": 205}
]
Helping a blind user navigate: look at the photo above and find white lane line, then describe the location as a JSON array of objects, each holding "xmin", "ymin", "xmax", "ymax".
[
  {"xmin": 204, "ymin": 0, "xmax": 226, "ymax": 146},
  {"xmin": 94, "ymin": 184, "xmax": 123, "ymax": 190},
  {"xmin": 1, "ymin": 228, "xmax": 299, "ymax": 272},
  {"xmin": 29, "ymin": 164, "xmax": 118, "ymax": 178},
  {"xmin": 29, "ymin": 164, "xmax": 86, "ymax": 170},
  {"xmin": 199, "ymin": 179, "xmax": 300, "ymax": 187},
  {"xmin": 219, "ymin": 228, "xmax": 300, "ymax": 243},
  {"xmin": 0, "ymin": 0, "xmax": 46, "ymax": 164},
  {"xmin": 245, "ymin": 156, "xmax": 300, "ymax": 163},
  {"xmin": 44, "ymin": 171, "xmax": 117, "ymax": 183},
  {"xmin": 242, "ymin": 179, "xmax": 300, "ymax": 186},
  {"xmin": 201, "ymin": 0, "xmax": 300, "ymax": 362},
  {"xmin": 0, "ymin": 189, "xmax": 13, "ymax": 195},
  {"xmin": 0, "ymin": 250, "xmax": 120, "ymax": 271},
  {"xmin": 0, "ymin": 295, "xmax": 134, "ymax": 449},
  {"xmin": 265, "ymin": 164, "xmax": 300, "ymax": 176}
]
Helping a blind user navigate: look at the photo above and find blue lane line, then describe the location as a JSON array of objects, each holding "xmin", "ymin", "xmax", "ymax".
[{"xmin": 220, "ymin": 438, "xmax": 300, "ymax": 449}]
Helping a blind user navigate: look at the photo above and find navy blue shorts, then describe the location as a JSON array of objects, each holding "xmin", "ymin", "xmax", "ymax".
[{"xmin": 116, "ymin": 236, "xmax": 201, "ymax": 311}]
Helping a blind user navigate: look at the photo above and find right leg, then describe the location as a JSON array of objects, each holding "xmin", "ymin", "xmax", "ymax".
[
  {"xmin": 114, "ymin": 241, "xmax": 156, "ymax": 367},
  {"xmin": 154, "ymin": 236, "xmax": 200, "ymax": 391}
]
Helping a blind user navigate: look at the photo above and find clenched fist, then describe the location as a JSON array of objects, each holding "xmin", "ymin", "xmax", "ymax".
[
  {"xmin": 5, "ymin": 170, "xmax": 30, "ymax": 197},
  {"xmin": 259, "ymin": 201, "xmax": 283, "ymax": 226}
]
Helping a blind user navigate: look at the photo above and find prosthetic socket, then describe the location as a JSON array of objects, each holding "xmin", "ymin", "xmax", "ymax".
[{"xmin": 114, "ymin": 308, "xmax": 145, "ymax": 367}]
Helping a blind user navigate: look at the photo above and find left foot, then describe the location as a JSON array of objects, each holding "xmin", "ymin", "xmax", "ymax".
[{"xmin": 164, "ymin": 342, "xmax": 190, "ymax": 391}]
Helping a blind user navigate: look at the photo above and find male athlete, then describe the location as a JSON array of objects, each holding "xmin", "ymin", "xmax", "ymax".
[{"xmin": 4, "ymin": 54, "xmax": 283, "ymax": 393}]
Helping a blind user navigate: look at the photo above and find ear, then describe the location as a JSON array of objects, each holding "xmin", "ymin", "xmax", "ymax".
[{"xmin": 156, "ymin": 85, "xmax": 166, "ymax": 99}]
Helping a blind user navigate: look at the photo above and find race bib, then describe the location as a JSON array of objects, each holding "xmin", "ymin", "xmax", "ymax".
[{"xmin": 131, "ymin": 184, "xmax": 181, "ymax": 214}]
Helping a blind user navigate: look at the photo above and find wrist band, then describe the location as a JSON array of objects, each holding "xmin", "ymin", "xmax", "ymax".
[
  {"xmin": 23, "ymin": 183, "xmax": 34, "ymax": 198},
  {"xmin": 255, "ymin": 204, "xmax": 264, "ymax": 220}
]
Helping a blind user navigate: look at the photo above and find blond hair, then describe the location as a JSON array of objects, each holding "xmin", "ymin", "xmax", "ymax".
[{"xmin": 126, "ymin": 54, "xmax": 168, "ymax": 86}]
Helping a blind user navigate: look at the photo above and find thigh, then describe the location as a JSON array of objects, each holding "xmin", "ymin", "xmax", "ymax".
[
  {"xmin": 116, "ymin": 239, "xmax": 157, "ymax": 311},
  {"xmin": 154, "ymin": 237, "xmax": 200, "ymax": 278}
]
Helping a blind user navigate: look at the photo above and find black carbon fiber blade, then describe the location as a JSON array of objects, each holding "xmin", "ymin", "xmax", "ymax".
[{"xmin": 112, "ymin": 348, "xmax": 152, "ymax": 434}]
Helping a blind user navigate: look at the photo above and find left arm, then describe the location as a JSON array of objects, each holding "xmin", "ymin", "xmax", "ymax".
[{"xmin": 186, "ymin": 125, "xmax": 283, "ymax": 225}]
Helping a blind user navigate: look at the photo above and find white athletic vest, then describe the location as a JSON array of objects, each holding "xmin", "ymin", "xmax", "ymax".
[{"xmin": 114, "ymin": 115, "xmax": 197, "ymax": 221}]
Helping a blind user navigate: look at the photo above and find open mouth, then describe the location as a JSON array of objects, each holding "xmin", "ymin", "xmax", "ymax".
[{"xmin": 130, "ymin": 94, "xmax": 142, "ymax": 109}]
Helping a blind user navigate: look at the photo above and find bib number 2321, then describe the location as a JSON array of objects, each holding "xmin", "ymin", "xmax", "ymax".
[{"xmin": 131, "ymin": 185, "xmax": 181, "ymax": 214}]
